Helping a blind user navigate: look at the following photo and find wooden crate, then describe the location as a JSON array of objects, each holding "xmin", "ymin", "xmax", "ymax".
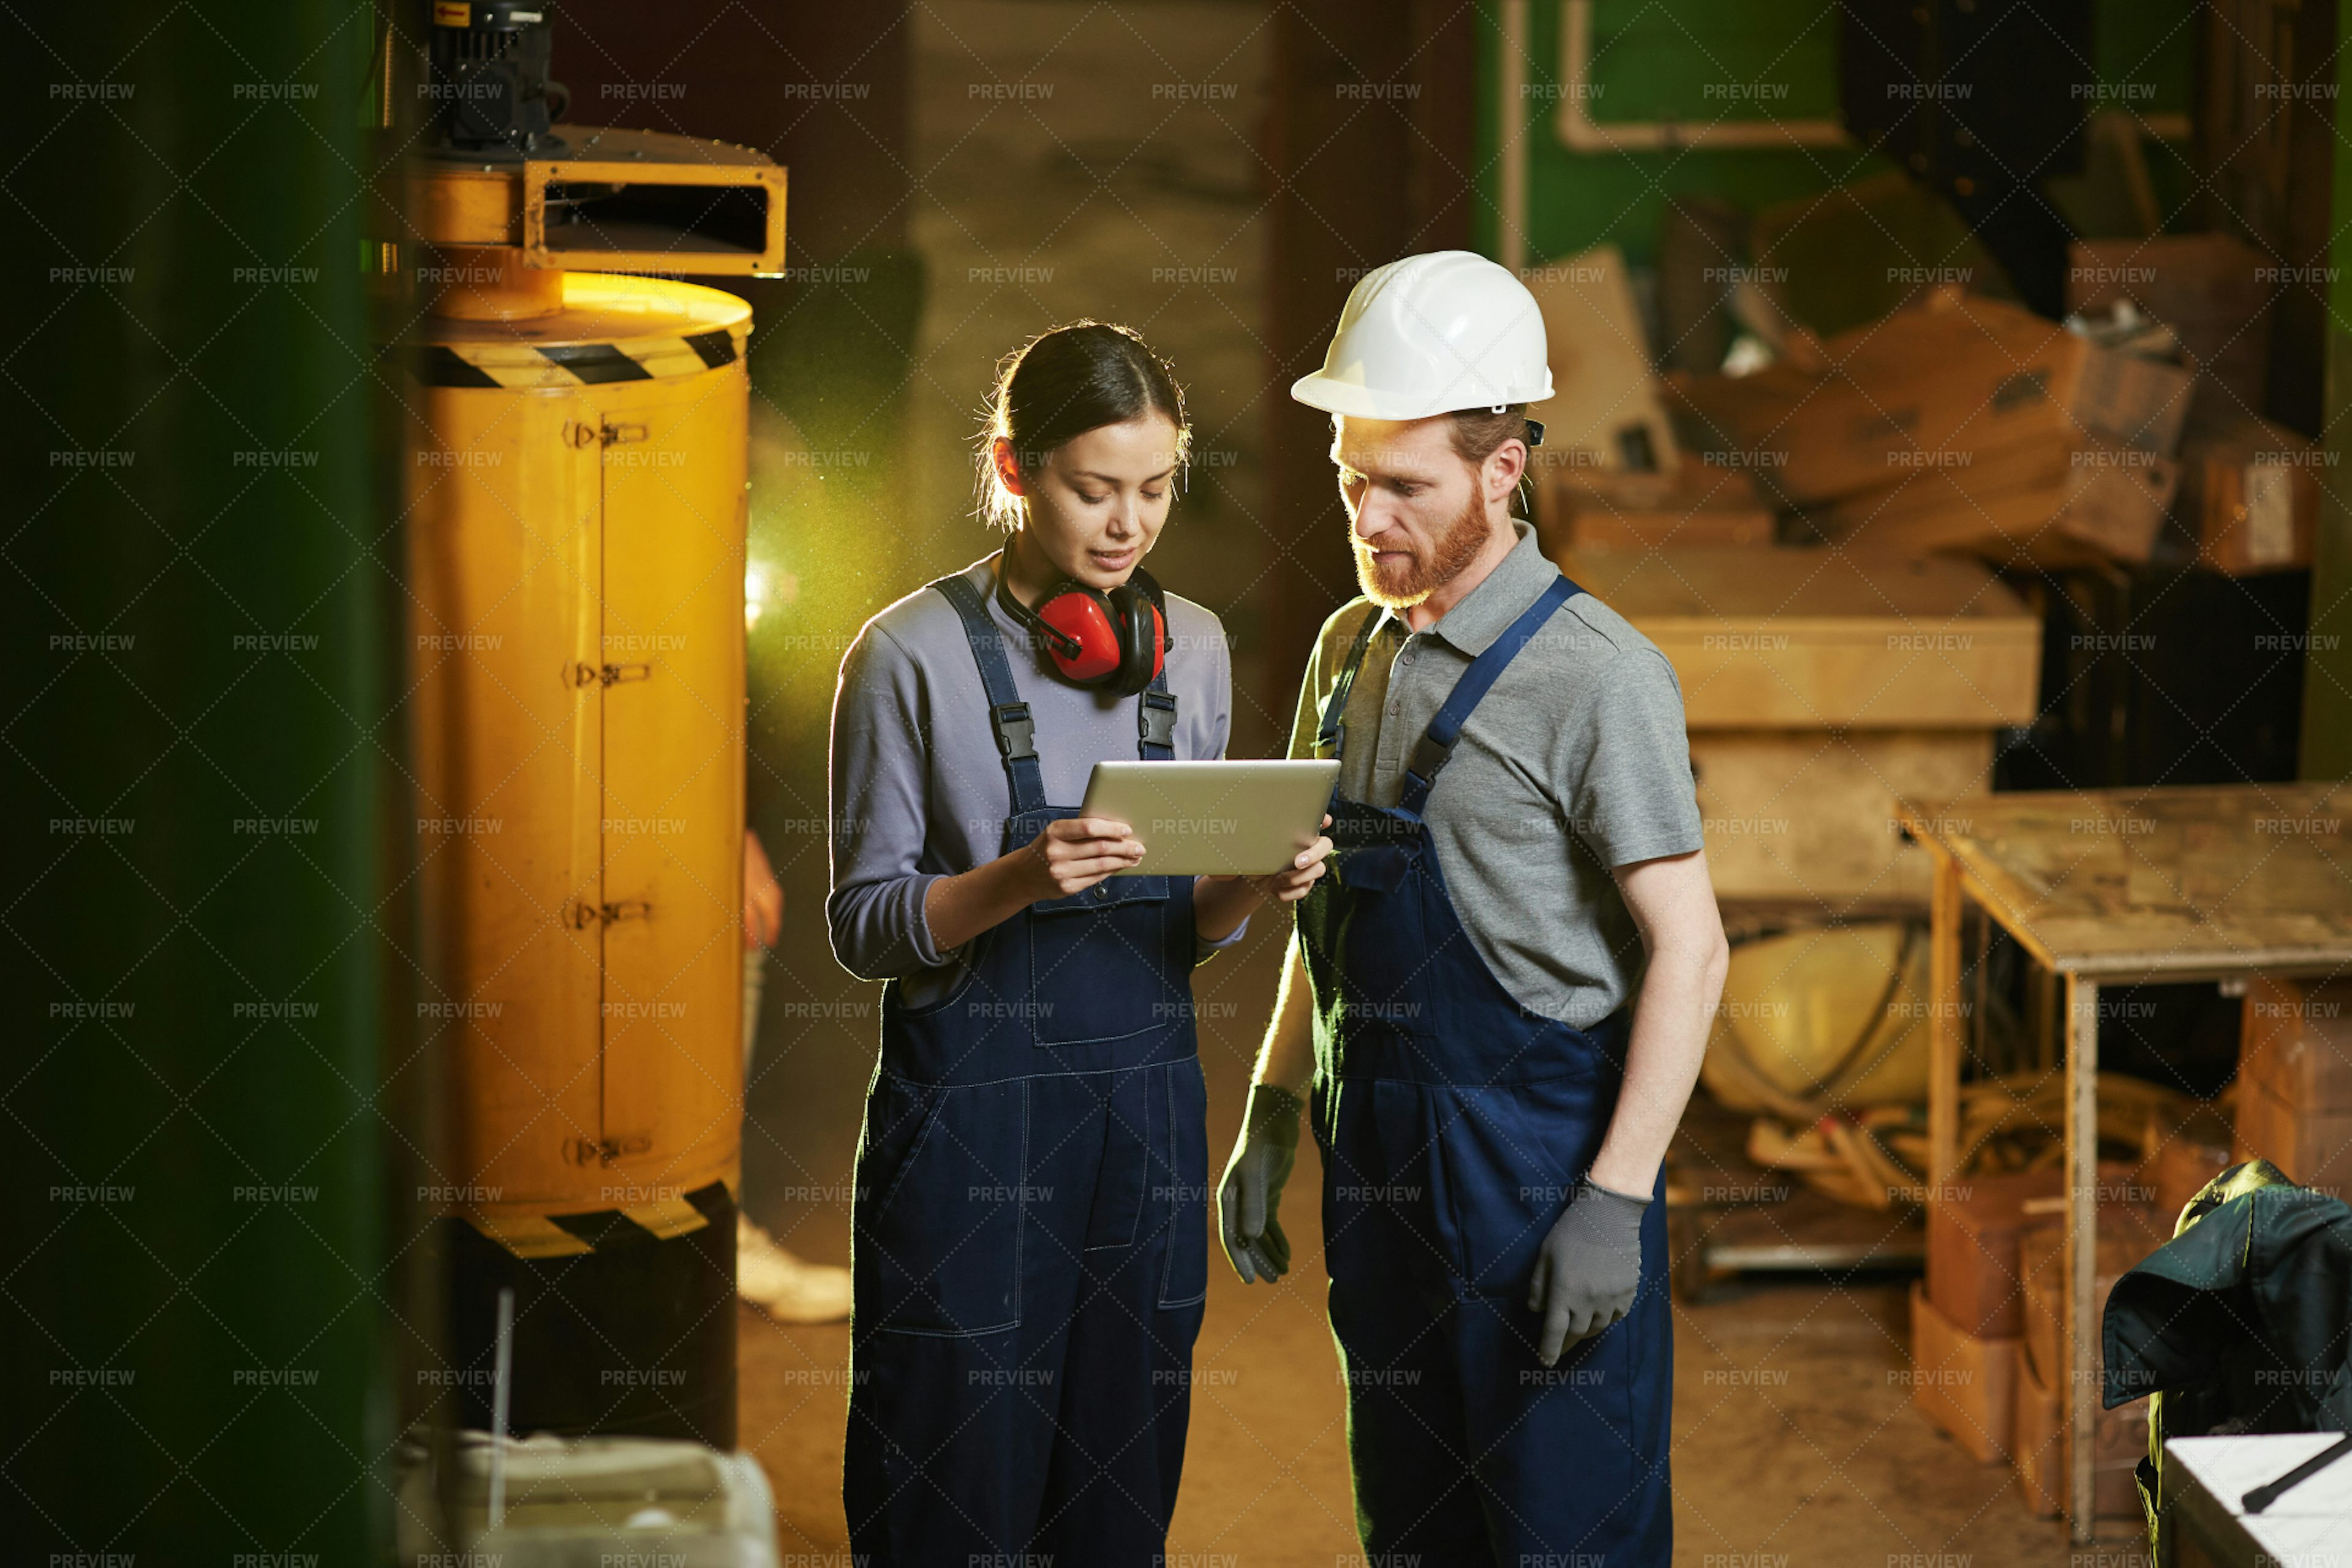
[
  {"xmin": 2013, "ymin": 1340, "xmax": 2149, "ymax": 1518},
  {"xmin": 2233, "ymin": 1074, "xmax": 2352, "ymax": 1197},
  {"xmin": 1523, "ymin": 244, "xmax": 1680, "ymax": 473},
  {"xmin": 1823, "ymin": 437, "xmax": 2179, "ymax": 568},
  {"xmin": 1667, "ymin": 290, "xmax": 2193, "ymax": 504},
  {"xmin": 2241, "ymin": 976, "xmax": 2352, "ymax": 1104},
  {"xmin": 1690, "ymin": 729, "xmax": 1992, "ymax": 903},
  {"xmin": 1927, "ymin": 1167, "xmax": 2065, "ymax": 1342},
  {"xmin": 2179, "ymin": 401, "xmax": 2321, "ymax": 576},
  {"xmin": 2154, "ymin": 1133, "xmax": 2233, "ymax": 1226},
  {"xmin": 1910, "ymin": 1280, "xmax": 2018, "ymax": 1466},
  {"xmin": 2018, "ymin": 1202, "xmax": 2171, "ymax": 1390},
  {"xmin": 1551, "ymin": 546, "xmax": 2041, "ymax": 730},
  {"xmin": 2067, "ymin": 234, "xmax": 2273, "ymax": 408},
  {"xmin": 1532, "ymin": 459, "xmax": 1776, "ymax": 554}
]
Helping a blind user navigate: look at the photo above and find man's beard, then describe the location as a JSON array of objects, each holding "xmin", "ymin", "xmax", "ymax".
[{"xmin": 1353, "ymin": 488, "xmax": 1494, "ymax": 609}]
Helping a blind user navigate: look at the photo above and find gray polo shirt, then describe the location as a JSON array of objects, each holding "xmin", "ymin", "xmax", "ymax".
[
  {"xmin": 829, "ymin": 550, "xmax": 1246, "ymax": 1010},
  {"xmin": 1285, "ymin": 520, "xmax": 1703, "ymax": 1028}
]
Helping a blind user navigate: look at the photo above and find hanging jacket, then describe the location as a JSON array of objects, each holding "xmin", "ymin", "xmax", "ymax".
[{"xmin": 2101, "ymin": 1160, "xmax": 2352, "ymax": 1555}]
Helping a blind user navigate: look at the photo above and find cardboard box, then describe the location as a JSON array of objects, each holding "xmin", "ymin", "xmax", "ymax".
[
  {"xmin": 1667, "ymin": 291, "xmax": 2195, "ymax": 505},
  {"xmin": 2011, "ymin": 1339, "xmax": 2149, "ymax": 1518},
  {"xmin": 2240, "ymin": 976, "xmax": 2352, "ymax": 1106},
  {"xmin": 2231, "ymin": 1073, "xmax": 2352, "ymax": 1197},
  {"xmin": 2179, "ymin": 409, "xmax": 2321, "ymax": 576},
  {"xmin": 1825, "ymin": 436, "xmax": 2179, "ymax": 568},
  {"xmin": 1689, "ymin": 729, "xmax": 1992, "ymax": 903},
  {"xmin": 1548, "ymin": 546, "xmax": 2041, "ymax": 730},
  {"xmin": 1910, "ymin": 1279, "xmax": 2016, "ymax": 1466},
  {"xmin": 2067, "ymin": 235, "xmax": 2274, "ymax": 408},
  {"xmin": 1532, "ymin": 459, "xmax": 1776, "ymax": 554},
  {"xmin": 2017, "ymin": 1204, "xmax": 2169, "ymax": 1392}
]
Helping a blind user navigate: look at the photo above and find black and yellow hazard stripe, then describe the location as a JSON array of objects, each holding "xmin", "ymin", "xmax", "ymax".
[
  {"xmin": 462, "ymin": 1178, "xmax": 734, "ymax": 1260},
  {"xmin": 405, "ymin": 325, "xmax": 744, "ymax": 390}
]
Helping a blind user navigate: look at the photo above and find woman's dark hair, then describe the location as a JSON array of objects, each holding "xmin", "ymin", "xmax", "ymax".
[{"xmin": 976, "ymin": 320, "xmax": 1191, "ymax": 530}]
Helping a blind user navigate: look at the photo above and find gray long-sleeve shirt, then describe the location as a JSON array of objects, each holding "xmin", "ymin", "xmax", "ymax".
[{"xmin": 827, "ymin": 550, "xmax": 1247, "ymax": 1009}]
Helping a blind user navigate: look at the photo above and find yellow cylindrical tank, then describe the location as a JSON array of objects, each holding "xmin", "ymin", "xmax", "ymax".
[{"xmin": 405, "ymin": 271, "xmax": 749, "ymax": 1256}]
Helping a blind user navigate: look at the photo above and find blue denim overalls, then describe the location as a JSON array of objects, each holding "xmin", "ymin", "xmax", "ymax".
[
  {"xmin": 1297, "ymin": 572, "xmax": 1673, "ymax": 1564},
  {"xmin": 842, "ymin": 569, "xmax": 1209, "ymax": 1565}
]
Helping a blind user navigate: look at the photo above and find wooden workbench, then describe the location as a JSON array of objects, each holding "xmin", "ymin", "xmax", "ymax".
[{"xmin": 1894, "ymin": 783, "xmax": 2352, "ymax": 1542}]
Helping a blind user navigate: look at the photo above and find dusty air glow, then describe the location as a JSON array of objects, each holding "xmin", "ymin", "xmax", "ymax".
[{"xmin": 745, "ymin": 565, "xmax": 768, "ymax": 629}]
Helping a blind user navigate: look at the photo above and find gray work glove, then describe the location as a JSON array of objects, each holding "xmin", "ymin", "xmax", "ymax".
[
  {"xmin": 1527, "ymin": 1177, "xmax": 1650, "ymax": 1365},
  {"xmin": 1218, "ymin": 1083, "xmax": 1302, "ymax": 1284}
]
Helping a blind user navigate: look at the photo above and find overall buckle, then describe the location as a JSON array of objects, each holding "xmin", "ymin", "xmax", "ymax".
[
  {"xmin": 1404, "ymin": 734, "xmax": 1453, "ymax": 792},
  {"xmin": 1138, "ymin": 689, "xmax": 1178, "ymax": 748},
  {"xmin": 992, "ymin": 701, "xmax": 1037, "ymax": 761}
]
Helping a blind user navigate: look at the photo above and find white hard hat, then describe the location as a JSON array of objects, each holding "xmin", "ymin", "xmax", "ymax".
[{"xmin": 1290, "ymin": 250, "xmax": 1555, "ymax": 420}]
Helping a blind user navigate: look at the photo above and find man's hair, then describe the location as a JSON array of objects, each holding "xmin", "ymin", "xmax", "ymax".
[{"xmin": 1444, "ymin": 404, "xmax": 1530, "ymax": 468}]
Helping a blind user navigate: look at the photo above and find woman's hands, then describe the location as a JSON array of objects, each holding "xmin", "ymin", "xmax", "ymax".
[
  {"xmin": 1201, "ymin": 814, "xmax": 1334, "ymax": 905},
  {"xmin": 1259, "ymin": 813, "xmax": 1335, "ymax": 903},
  {"xmin": 1012, "ymin": 815, "xmax": 1145, "ymax": 902},
  {"xmin": 1193, "ymin": 815, "xmax": 1333, "ymax": 943}
]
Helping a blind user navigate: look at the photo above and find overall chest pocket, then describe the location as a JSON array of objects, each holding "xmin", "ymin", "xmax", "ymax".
[
  {"xmin": 853, "ymin": 1074, "xmax": 1028, "ymax": 1336},
  {"xmin": 1309, "ymin": 848, "xmax": 1430, "ymax": 1033},
  {"xmin": 1026, "ymin": 875, "xmax": 1175, "ymax": 1046}
]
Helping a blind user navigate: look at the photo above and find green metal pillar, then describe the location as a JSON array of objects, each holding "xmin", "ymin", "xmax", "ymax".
[{"xmin": 4, "ymin": 4, "xmax": 410, "ymax": 1559}]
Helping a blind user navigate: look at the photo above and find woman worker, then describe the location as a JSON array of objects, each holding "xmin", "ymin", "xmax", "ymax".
[{"xmin": 826, "ymin": 322, "xmax": 1329, "ymax": 1563}]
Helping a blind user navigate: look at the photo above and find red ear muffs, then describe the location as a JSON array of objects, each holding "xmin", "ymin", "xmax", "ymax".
[
  {"xmin": 1035, "ymin": 585, "xmax": 1123, "ymax": 684},
  {"xmin": 1028, "ymin": 581, "xmax": 1167, "ymax": 695},
  {"xmin": 996, "ymin": 551, "xmax": 1170, "ymax": 694},
  {"xmin": 1106, "ymin": 582, "xmax": 1166, "ymax": 696}
]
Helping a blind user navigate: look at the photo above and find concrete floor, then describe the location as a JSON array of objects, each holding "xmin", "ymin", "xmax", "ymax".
[
  {"xmin": 739, "ymin": 925, "xmax": 2150, "ymax": 1566},
  {"xmin": 734, "ymin": 4, "xmax": 2156, "ymax": 1563},
  {"xmin": 741, "ymin": 1286, "xmax": 2149, "ymax": 1567}
]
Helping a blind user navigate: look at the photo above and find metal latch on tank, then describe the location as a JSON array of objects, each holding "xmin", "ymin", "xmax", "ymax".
[
  {"xmin": 571, "ymin": 660, "xmax": 652, "ymax": 687},
  {"xmin": 564, "ymin": 1134, "xmax": 652, "ymax": 1166},
  {"xmin": 569, "ymin": 899, "xmax": 652, "ymax": 929},
  {"xmin": 564, "ymin": 418, "xmax": 649, "ymax": 448}
]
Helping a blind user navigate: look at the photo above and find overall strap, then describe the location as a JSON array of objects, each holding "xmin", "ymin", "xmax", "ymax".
[
  {"xmin": 1315, "ymin": 603, "xmax": 1388, "ymax": 761},
  {"xmin": 932, "ymin": 570, "xmax": 1049, "ymax": 816},
  {"xmin": 1400, "ymin": 573, "xmax": 1581, "ymax": 816},
  {"xmin": 1127, "ymin": 567, "xmax": 1180, "ymax": 761}
]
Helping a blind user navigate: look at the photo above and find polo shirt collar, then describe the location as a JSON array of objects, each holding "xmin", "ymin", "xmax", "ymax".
[{"xmin": 1411, "ymin": 519, "xmax": 1556, "ymax": 657}]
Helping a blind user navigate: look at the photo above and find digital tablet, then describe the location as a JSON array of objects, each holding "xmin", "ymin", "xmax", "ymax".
[{"xmin": 1078, "ymin": 760, "xmax": 1341, "ymax": 878}]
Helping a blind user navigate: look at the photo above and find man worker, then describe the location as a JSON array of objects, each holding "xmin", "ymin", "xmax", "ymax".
[{"xmin": 1220, "ymin": 250, "xmax": 1729, "ymax": 1564}]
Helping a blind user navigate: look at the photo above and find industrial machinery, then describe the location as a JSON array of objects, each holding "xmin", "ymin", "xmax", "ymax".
[{"xmin": 399, "ymin": 0, "xmax": 784, "ymax": 1447}]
